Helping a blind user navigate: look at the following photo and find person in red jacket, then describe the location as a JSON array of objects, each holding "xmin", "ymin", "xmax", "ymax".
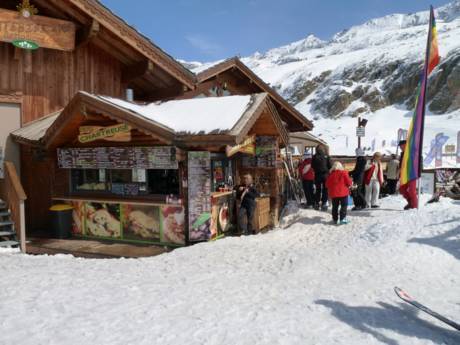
[
  {"xmin": 298, "ymin": 153, "xmax": 315, "ymax": 208},
  {"xmin": 326, "ymin": 161, "xmax": 352, "ymax": 225}
]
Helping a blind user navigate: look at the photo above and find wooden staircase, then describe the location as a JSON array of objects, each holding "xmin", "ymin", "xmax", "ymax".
[{"xmin": 0, "ymin": 199, "xmax": 19, "ymax": 248}]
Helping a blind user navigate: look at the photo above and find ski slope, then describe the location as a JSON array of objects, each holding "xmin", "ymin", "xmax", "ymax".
[{"xmin": 1, "ymin": 196, "xmax": 459, "ymax": 345}]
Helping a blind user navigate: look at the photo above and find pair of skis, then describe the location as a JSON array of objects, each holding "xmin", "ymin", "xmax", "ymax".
[{"xmin": 394, "ymin": 287, "xmax": 460, "ymax": 332}]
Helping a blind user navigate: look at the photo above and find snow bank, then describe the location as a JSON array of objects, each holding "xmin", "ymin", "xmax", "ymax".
[{"xmin": 1, "ymin": 196, "xmax": 459, "ymax": 344}]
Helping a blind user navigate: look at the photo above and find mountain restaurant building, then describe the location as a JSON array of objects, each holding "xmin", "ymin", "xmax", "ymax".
[
  {"xmin": 12, "ymin": 91, "xmax": 290, "ymax": 253},
  {"xmin": 1, "ymin": 1, "xmax": 313, "ymax": 256}
]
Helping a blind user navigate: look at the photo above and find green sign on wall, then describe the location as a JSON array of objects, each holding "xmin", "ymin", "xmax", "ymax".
[{"xmin": 12, "ymin": 39, "xmax": 39, "ymax": 50}]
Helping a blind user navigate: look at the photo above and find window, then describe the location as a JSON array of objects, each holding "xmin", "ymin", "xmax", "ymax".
[
  {"xmin": 71, "ymin": 168, "xmax": 179, "ymax": 196},
  {"xmin": 71, "ymin": 169, "xmax": 107, "ymax": 192},
  {"xmin": 147, "ymin": 170, "xmax": 179, "ymax": 195}
]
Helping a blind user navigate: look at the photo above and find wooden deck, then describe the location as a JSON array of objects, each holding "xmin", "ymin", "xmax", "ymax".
[{"xmin": 26, "ymin": 238, "xmax": 170, "ymax": 259}]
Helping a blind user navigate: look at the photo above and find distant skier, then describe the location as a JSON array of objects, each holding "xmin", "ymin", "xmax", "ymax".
[
  {"xmin": 298, "ymin": 152, "xmax": 315, "ymax": 208},
  {"xmin": 364, "ymin": 152, "xmax": 384, "ymax": 208},
  {"xmin": 236, "ymin": 173, "xmax": 258, "ymax": 235},
  {"xmin": 326, "ymin": 161, "xmax": 352, "ymax": 225},
  {"xmin": 386, "ymin": 154, "xmax": 400, "ymax": 195},
  {"xmin": 350, "ymin": 148, "xmax": 367, "ymax": 210},
  {"xmin": 398, "ymin": 140, "xmax": 418, "ymax": 209},
  {"xmin": 312, "ymin": 144, "xmax": 332, "ymax": 211}
]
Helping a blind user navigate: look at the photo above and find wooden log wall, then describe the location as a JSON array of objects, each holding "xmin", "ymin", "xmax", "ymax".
[{"xmin": 0, "ymin": 41, "xmax": 125, "ymax": 124}]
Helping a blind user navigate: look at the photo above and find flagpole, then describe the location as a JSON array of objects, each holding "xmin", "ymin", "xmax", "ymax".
[{"xmin": 417, "ymin": 6, "xmax": 435, "ymax": 209}]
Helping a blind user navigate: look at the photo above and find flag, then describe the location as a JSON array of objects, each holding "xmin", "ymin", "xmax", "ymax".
[{"xmin": 400, "ymin": 6, "xmax": 440, "ymax": 185}]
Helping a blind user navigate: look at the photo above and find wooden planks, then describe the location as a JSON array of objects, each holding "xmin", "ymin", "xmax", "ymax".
[{"xmin": 0, "ymin": 41, "xmax": 124, "ymax": 124}]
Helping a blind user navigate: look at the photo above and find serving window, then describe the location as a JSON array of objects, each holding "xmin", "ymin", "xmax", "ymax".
[{"xmin": 70, "ymin": 168, "xmax": 180, "ymax": 197}]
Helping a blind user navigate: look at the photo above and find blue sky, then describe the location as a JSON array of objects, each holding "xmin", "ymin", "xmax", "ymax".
[{"xmin": 101, "ymin": 0, "xmax": 449, "ymax": 62}]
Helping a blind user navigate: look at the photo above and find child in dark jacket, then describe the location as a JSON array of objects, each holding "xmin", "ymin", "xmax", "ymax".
[{"xmin": 326, "ymin": 162, "xmax": 352, "ymax": 225}]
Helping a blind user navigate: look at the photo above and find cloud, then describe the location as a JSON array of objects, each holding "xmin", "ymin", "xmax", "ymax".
[{"xmin": 185, "ymin": 34, "xmax": 224, "ymax": 58}]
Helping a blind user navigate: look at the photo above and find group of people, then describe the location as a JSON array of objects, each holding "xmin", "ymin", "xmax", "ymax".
[{"xmin": 298, "ymin": 141, "xmax": 418, "ymax": 225}]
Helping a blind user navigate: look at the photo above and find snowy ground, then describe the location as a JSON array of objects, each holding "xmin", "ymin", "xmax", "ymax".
[{"xmin": 1, "ymin": 196, "xmax": 460, "ymax": 345}]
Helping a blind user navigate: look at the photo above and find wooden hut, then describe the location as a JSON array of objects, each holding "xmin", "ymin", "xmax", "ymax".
[{"xmin": 12, "ymin": 92, "xmax": 289, "ymax": 252}]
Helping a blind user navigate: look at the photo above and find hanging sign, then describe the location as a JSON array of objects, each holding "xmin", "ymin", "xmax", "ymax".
[
  {"xmin": 356, "ymin": 127, "xmax": 365, "ymax": 137},
  {"xmin": 78, "ymin": 124, "xmax": 131, "ymax": 143},
  {"xmin": 225, "ymin": 135, "xmax": 256, "ymax": 157},
  {"xmin": 0, "ymin": 8, "xmax": 76, "ymax": 51}
]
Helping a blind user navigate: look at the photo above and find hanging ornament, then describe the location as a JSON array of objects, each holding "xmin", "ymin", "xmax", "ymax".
[{"xmin": 17, "ymin": 0, "xmax": 38, "ymax": 19}]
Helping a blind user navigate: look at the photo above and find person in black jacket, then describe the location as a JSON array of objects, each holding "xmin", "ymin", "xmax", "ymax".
[
  {"xmin": 350, "ymin": 148, "xmax": 367, "ymax": 210},
  {"xmin": 237, "ymin": 174, "xmax": 258, "ymax": 235},
  {"xmin": 312, "ymin": 144, "xmax": 332, "ymax": 210}
]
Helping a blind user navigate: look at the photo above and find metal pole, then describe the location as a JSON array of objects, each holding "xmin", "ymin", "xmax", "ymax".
[{"xmin": 358, "ymin": 117, "xmax": 361, "ymax": 150}]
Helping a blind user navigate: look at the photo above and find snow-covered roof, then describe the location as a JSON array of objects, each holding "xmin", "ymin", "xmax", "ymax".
[
  {"xmin": 101, "ymin": 94, "xmax": 255, "ymax": 135},
  {"xmin": 11, "ymin": 111, "xmax": 61, "ymax": 145},
  {"xmin": 11, "ymin": 92, "xmax": 274, "ymax": 146}
]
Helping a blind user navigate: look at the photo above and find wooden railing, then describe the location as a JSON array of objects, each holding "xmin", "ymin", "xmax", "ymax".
[{"xmin": 3, "ymin": 161, "xmax": 27, "ymax": 252}]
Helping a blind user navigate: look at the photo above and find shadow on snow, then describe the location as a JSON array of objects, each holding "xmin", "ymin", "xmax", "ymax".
[
  {"xmin": 315, "ymin": 299, "xmax": 460, "ymax": 345},
  {"xmin": 408, "ymin": 220, "xmax": 460, "ymax": 261}
]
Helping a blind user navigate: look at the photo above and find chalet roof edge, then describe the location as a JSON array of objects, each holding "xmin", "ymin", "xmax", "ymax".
[
  {"xmin": 194, "ymin": 57, "xmax": 313, "ymax": 130},
  {"xmin": 67, "ymin": 0, "xmax": 196, "ymax": 88},
  {"xmin": 11, "ymin": 92, "xmax": 279, "ymax": 147}
]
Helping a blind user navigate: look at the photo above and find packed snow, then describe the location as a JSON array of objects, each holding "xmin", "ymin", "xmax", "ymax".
[
  {"xmin": 1, "ymin": 196, "xmax": 460, "ymax": 345},
  {"xmin": 101, "ymin": 94, "xmax": 253, "ymax": 134}
]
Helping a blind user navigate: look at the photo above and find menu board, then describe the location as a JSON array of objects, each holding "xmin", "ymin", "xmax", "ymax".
[
  {"xmin": 57, "ymin": 146, "xmax": 178, "ymax": 169},
  {"xmin": 188, "ymin": 152, "xmax": 212, "ymax": 242},
  {"xmin": 242, "ymin": 136, "xmax": 277, "ymax": 168}
]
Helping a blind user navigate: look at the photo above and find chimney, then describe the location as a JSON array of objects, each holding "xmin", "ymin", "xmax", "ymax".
[{"xmin": 125, "ymin": 88, "xmax": 134, "ymax": 102}]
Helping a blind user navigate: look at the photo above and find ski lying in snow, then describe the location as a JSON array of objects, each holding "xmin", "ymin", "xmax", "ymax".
[{"xmin": 394, "ymin": 287, "xmax": 460, "ymax": 331}]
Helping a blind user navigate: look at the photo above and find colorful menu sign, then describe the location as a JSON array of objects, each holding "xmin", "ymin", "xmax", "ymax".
[
  {"xmin": 188, "ymin": 152, "xmax": 212, "ymax": 242},
  {"xmin": 242, "ymin": 136, "xmax": 277, "ymax": 168},
  {"xmin": 70, "ymin": 200, "xmax": 185, "ymax": 245},
  {"xmin": 0, "ymin": 9, "xmax": 76, "ymax": 51},
  {"xmin": 57, "ymin": 146, "xmax": 178, "ymax": 170}
]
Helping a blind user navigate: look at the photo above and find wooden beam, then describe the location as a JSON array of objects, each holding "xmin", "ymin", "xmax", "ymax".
[
  {"xmin": 122, "ymin": 60, "xmax": 154, "ymax": 83},
  {"xmin": 175, "ymin": 80, "xmax": 216, "ymax": 100},
  {"xmin": 36, "ymin": 0, "xmax": 90, "ymax": 25},
  {"xmin": 77, "ymin": 19, "xmax": 100, "ymax": 48}
]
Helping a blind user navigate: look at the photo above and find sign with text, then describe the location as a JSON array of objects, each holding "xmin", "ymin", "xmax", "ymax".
[
  {"xmin": 78, "ymin": 124, "xmax": 131, "ymax": 143},
  {"xmin": 57, "ymin": 146, "xmax": 178, "ymax": 170},
  {"xmin": 356, "ymin": 127, "xmax": 365, "ymax": 137},
  {"xmin": 0, "ymin": 9, "xmax": 76, "ymax": 51},
  {"xmin": 188, "ymin": 152, "xmax": 212, "ymax": 242},
  {"xmin": 226, "ymin": 135, "xmax": 256, "ymax": 157}
]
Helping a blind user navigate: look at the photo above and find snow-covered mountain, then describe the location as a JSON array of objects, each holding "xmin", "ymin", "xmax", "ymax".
[{"xmin": 188, "ymin": 1, "xmax": 460, "ymax": 164}]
